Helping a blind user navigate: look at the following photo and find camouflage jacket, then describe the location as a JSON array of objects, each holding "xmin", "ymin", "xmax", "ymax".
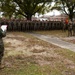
[
  {"xmin": 0, "ymin": 28, "xmax": 6, "ymax": 38},
  {"xmin": 0, "ymin": 28, "xmax": 6, "ymax": 46}
]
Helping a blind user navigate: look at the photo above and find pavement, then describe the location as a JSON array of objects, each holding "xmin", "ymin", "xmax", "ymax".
[{"xmin": 29, "ymin": 32, "xmax": 75, "ymax": 52}]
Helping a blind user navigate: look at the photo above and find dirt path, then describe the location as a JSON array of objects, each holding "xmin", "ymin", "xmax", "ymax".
[{"xmin": 29, "ymin": 33, "xmax": 75, "ymax": 52}]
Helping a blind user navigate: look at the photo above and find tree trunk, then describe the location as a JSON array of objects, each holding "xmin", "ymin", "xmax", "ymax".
[
  {"xmin": 69, "ymin": 14, "xmax": 73, "ymax": 21},
  {"xmin": 26, "ymin": 15, "xmax": 32, "ymax": 21}
]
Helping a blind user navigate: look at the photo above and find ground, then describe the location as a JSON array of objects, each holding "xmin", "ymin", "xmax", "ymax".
[{"xmin": 1, "ymin": 31, "xmax": 75, "ymax": 75}]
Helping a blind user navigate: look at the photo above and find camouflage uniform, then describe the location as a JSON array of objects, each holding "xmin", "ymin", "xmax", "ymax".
[
  {"xmin": 72, "ymin": 22, "xmax": 75, "ymax": 36},
  {"xmin": 68, "ymin": 22, "xmax": 73, "ymax": 36},
  {"xmin": 0, "ymin": 28, "xmax": 6, "ymax": 68},
  {"xmin": 62, "ymin": 20, "xmax": 66, "ymax": 31}
]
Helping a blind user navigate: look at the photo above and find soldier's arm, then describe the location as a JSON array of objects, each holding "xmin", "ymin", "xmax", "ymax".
[{"xmin": 0, "ymin": 28, "xmax": 6, "ymax": 38}]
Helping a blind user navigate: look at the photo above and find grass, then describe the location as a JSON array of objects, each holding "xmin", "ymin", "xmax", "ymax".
[
  {"xmin": 1, "ymin": 63, "xmax": 42, "ymax": 75},
  {"xmin": 55, "ymin": 48, "xmax": 75, "ymax": 63},
  {"xmin": 1, "ymin": 31, "xmax": 75, "ymax": 75},
  {"xmin": 0, "ymin": 64, "xmax": 63, "ymax": 75},
  {"xmin": 33, "ymin": 30, "xmax": 68, "ymax": 37}
]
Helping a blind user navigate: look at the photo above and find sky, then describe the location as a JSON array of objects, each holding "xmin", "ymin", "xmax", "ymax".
[
  {"xmin": 44, "ymin": 2, "xmax": 61, "ymax": 16},
  {"xmin": 35, "ymin": 10, "xmax": 61, "ymax": 18},
  {"xmin": 44, "ymin": 10, "xmax": 61, "ymax": 16}
]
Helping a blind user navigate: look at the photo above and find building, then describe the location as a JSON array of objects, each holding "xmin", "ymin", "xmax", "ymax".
[{"xmin": 40, "ymin": 14, "xmax": 68, "ymax": 21}]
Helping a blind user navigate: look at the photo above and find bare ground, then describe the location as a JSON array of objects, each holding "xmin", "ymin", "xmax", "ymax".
[{"xmin": 2, "ymin": 32, "xmax": 75, "ymax": 74}]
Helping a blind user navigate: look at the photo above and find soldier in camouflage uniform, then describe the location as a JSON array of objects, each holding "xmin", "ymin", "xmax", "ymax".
[
  {"xmin": 72, "ymin": 21, "xmax": 75, "ymax": 36},
  {"xmin": 61, "ymin": 20, "xmax": 66, "ymax": 31},
  {"xmin": 68, "ymin": 21, "xmax": 73, "ymax": 36},
  {"xmin": 0, "ymin": 25, "xmax": 6, "ymax": 69}
]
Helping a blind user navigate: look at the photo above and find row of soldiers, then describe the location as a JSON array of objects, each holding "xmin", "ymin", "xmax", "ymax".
[
  {"xmin": 0, "ymin": 19, "xmax": 62, "ymax": 31},
  {"xmin": 62, "ymin": 20, "xmax": 75, "ymax": 36},
  {"xmin": 1, "ymin": 19, "xmax": 75, "ymax": 36}
]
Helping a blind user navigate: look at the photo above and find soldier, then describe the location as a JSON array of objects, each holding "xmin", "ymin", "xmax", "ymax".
[
  {"xmin": 61, "ymin": 20, "xmax": 66, "ymax": 31},
  {"xmin": 0, "ymin": 25, "xmax": 6, "ymax": 69},
  {"xmin": 72, "ymin": 21, "xmax": 75, "ymax": 36},
  {"xmin": 68, "ymin": 21, "xmax": 73, "ymax": 36}
]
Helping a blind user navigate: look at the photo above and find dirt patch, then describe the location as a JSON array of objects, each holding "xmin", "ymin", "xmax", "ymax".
[{"xmin": 3, "ymin": 32, "xmax": 75, "ymax": 70}]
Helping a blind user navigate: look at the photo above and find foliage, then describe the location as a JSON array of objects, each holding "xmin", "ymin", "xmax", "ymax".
[
  {"xmin": 0, "ymin": 0, "xmax": 53, "ymax": 20},
  {"xmin": 53, "ymin": 0, "xmax": 75, "ymax": 21},
  {"xmin": 0, "ymin": 0, "xmax": 16, "ymax": 19}
]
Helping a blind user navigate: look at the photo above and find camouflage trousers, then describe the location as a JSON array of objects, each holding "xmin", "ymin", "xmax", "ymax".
[
  {"xmin": 73, "ymin": 27, "xmax": 75, "ymax": 36},
  {"xmin": 0, "ymin": 40, "xmax": 4, "ymax": 65},
  {"xmin": 68, "ymin": 29, "xmax": 73, "ymax": 36}
]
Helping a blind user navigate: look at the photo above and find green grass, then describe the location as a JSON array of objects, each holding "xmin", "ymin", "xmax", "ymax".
[
  {"xmin": 1, "ymin": 64, "xmax": 43, "ymax": 75},
  {"xmin": 0, "ymin": 62, "xmax": 68, "ymax": 75},
  {"xmin": 1, "ymin": 61, "xmax": 75, "ymax": 75},
  {"xmin": 55, "ymin": 49, "xmax": 75, "ymax": 63}
]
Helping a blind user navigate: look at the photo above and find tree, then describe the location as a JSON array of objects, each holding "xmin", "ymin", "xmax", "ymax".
[
  {"xmin": 0, "ymin": 0, "xmax": 53, "ymax": 20},
  {"xmin": 13, "ymin": 0, "xmax": 53, "ymax": 20},
  {"xmin": 53, "ymin": 0, "xmax": 75, "ymax": 21},
  {"xmin": 0, "ymin": 0, "xmax": 16, "ymax": 19}
]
